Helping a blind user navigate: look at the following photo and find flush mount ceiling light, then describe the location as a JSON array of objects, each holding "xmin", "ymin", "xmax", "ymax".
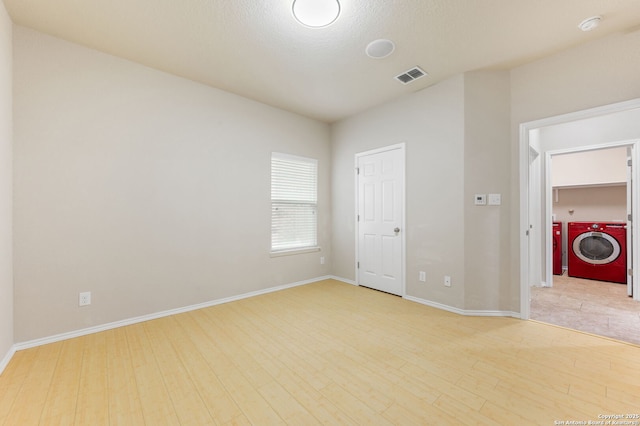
[
  {"xmin": 292, "ymin": 0, "xmax": 341, "ymax": 28},
  {"xmin": 579, "ymin": 16, "xmax": 602, "ymax": 32},
  {"xmin": 366, "ymin": 39, "xmax": 395, "ymax": 59}
]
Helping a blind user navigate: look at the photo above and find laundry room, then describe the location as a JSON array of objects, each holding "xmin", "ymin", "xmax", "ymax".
[
  {"xmin": 527, "ymin": 107, "xmax": 640, "ymax": 345},
  {"xmin": 551, "ymin": 146, "xmax": 628, "ymax": 278}
]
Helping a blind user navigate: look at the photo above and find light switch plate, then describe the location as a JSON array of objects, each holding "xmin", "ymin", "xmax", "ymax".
[
  {"xmin": 488, "ymin": 193, "xmax": 501, "ymax": 206},
  {"xmin": 489, "ymin": 194, "xmax": 502, "ymax": 206}
]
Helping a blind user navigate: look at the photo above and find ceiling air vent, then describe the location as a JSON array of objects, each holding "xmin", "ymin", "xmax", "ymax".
[{"xmin": 395, "ymin": 66, "xmax": 427, "ymax": 85}]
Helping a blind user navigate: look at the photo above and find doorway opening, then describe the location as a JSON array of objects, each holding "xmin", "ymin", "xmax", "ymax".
[
  {"xmin": 530, "ymin": 144, "xmax": 640, "ymax": 344},
  {"xmin": 547, "ymin": 146, "xmax": 633, "ymax": 291},
  {"xmin": 520, "ymin": 100, "xmax": 640, "ymax": 343}
]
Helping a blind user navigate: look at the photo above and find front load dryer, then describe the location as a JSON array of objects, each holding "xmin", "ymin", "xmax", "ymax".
[{"xmin": 567, "ymin": 222, "xmax": 627, "ymax": 284}]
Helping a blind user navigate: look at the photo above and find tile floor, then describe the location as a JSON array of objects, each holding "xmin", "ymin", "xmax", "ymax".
[{"xmin": 530, "ymin": 272, "xmax": 640, "ymax": 345}]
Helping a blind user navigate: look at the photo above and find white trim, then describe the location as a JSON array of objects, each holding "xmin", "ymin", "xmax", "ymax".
[
  {"xmin": 354, "ymin": 142, "xmax": 407, "ymax": 296},
  {"xmin": 544, "ymin": 150, "xmax": 553, "ymax": 286},
  {"xmin": 328, "ymin": 275, "xmax": 357, "ymax": 286},
  {"xmin": 519, "ymin": 98, "xmax": 640, "ymax": 319},
  {"xmin": 404, "ymin": 295, "xmax": 520, "ymax": 318},
  {"xmin": 0, "ymin": 345, "xmax": 17, "ymax": 375},
  {"xmin": 522, "ymin": 98, "xmax": 640, "ymax": 131},
  {"xmin": 269, "ymin": 246, "xmax": 321, "ymax": 257},
  {"xmin": 553, "ymin": 182, "xmax": 626, "ymax": 190},
  {"xmin": 13, "ymin": 276, "xmax": 334, "ymax": 351},
  {"xmin": 355, "ymin": 143, "xmax": 406, "ymax": 158},
  {"xmin": 3, "ymin": 277, "xmax": 516, "ymax": 369},
  {"xmin": 544, "ymin": 140, "xmax": 640, "ymax": 156},
  {"xmin": 519, "ymin": 121, "xmax": 531, "ymax": 318},
  {"xmin": 629, "ymin": 145, "xmax": 639, "ymax": 298},
  {"xmin": 271, "ymin": 151, "xmax": 317, "ymax": 164}
]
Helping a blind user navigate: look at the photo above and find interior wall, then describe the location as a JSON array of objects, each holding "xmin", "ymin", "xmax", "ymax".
[
  {"xmin": 552, "ymin": 147, "xmax": 628, "ymax": 187},
  {"xmin": 510, "ymin": 30, "xmax": 640, "ymax": 311},
  {"xmin": 463, "ymin": 71, "xmax": 511, "ymax": 311},
  {"xmin": 8, "ymin": 13, "xmax": 640, "ymax": 344},
  {"xmin": 331, "ymin": 75, "xmax": 466, "ymax": 309},
  {"xmin": 0, "ymin": 0, "xmax": 13, "ymax": 361},
  {"xmin": 539, "ymin": 110, "xmax": 640, "ymax": 153},
  {"xmin": 553, "ymin": 186, "xmax": 627, "ymax": 224},
  {"xmin": 13, "ymin": 26, "xmax": 332, "ymax": 342}
]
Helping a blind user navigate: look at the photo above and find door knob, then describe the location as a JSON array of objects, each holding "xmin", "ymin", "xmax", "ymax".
[{"xmin": 394, "ymin": 227, "xmax": 400, "ymax": 233}]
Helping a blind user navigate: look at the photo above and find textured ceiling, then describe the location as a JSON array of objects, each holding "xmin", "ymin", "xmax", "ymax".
[{"xmin": 5, "ymin": 0, "xmax": 640, "ymax": 122}]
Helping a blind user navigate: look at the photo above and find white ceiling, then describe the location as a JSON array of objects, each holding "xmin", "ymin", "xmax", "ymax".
[{"xmin": 5, "ymin": 0, "xmax": 640, "ymax": 123}]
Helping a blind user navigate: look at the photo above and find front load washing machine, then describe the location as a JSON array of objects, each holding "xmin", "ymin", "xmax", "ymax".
[{"xmin": 567, "ymin": 222, "xmax": 627, "ymax": 284}]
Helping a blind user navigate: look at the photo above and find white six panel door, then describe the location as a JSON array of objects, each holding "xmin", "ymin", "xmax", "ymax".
[{"xmin": 357, "ymin": 146, "xmax": 404, "ymax": 295}]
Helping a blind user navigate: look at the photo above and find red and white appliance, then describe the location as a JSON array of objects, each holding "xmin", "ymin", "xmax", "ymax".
[
  {"xmin": 553, "ymin": 222, "xmax": 562, "ymax": 275},
  {"xmin": 567, "ymin": 222, "xmax": 627, "ymax": 284}
]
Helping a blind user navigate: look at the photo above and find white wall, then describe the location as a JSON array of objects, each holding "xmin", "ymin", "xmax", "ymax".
[
  {"xmin": 8, "ymin": 12, "xmax": 640, "ymax": 345},
  {"xmin": 332, "ymin": 72, "xmax": 512, "ymax": 312},
  {"xmin": 332, "ymin": 75, "xmax": 466, "ymax": 309},
  {"xmin": 553, "ymin": 186, "xmax": 627, "ymax": 224},
  {"xmin": 552, "ymin": 147, "xmax": 628, "ymax": 187},
  {"xmin": 0, "ymin": 0, "xmax": 13, "ymax": 365},
  {"xmin": 13, "ymin": 27, "xmax": 332, "ymax": 342},
  {"xmin": 511, "ymin": 32, "xmax": 640, "ymax": 125},
  {"xmin": 463, "ymin": 71, "xmax": 511, "ymax": 311}
]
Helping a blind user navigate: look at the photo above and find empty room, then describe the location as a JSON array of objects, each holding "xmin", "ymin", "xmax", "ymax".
[{"xmin": 2, "ymin": 0, "xmax": 640, "ymax": 424}]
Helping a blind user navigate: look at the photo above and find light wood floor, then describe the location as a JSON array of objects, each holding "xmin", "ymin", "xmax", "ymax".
[
  {"xmin": 2, "ymin": 279, "xmax": 640, "ymax": 425},
  {"xmin": 531, "ymin": 273, "xmax": 640, "ymax": 345}
]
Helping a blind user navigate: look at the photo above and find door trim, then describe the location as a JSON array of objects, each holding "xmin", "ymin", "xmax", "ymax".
[
  {"xmin": 354, "ymin": 143, "xmax": 406, "ymax": 296},
  {"xmin": 519, "ymin": 98, "xmax": 640, "ymax": 319}
]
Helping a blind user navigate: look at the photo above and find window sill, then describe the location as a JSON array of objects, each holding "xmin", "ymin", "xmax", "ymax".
[{"xmin": 270, "ymin": 247, "xmax": 321, "ymax": 258}]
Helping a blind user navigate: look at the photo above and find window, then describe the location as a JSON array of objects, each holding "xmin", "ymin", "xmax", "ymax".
[{"xmin": 271, "ymin": 153, "xmax": 318, "ymax": 253}]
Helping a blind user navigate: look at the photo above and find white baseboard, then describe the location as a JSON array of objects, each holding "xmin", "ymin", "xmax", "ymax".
[
  {"xmin": 328, "ymin": 275, "xmax": 356, "ymax": 286},
  {"xmin": 8, "ymin": 276, "xmax": 520, "ymax": 362},
  {"xmin": 404, "ymin": 295, "xmax": 520, "ymax": 319},
  {"xmin": 325, "ymin": 279, "xmax": 520, "ymax": 317},
  {"xmin": 14, "ymin": 275, "xmax": 335, "ymax": 352},
  {"xmin": 0, "ymin": 344, "xmax": 17, "ymax": 376}
]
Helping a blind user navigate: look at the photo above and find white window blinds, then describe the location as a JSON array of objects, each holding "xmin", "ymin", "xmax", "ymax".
[{"xmin": 271, "ymin": 153, "xmax": 318, "ymax": 252}]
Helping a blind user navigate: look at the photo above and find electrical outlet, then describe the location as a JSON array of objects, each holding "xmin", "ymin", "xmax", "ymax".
[
  {"xmin": 320, "ymin": 256, "xmax": 325, "ymax": 265},
  {"xmin": 79, "ymin": 291, "xmax": 91, "ymax": 306},
  {"xmin": 444, "ymin": 276, "xmax": 451, "ymax": 287},
  {"xmin": 419, "ymin": 271, "xmax": 426, "ymax": 282}
]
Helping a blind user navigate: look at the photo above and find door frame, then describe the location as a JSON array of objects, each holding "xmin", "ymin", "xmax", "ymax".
[
  {"xmin": 528, "ymin": 145, "xmax": 542, "ymax": 289},
  {"xmin": 519, "ymin": 98, "xmax": 640, "ymax": 319},
  {"xmin": 354, "ymin": 143, "xmax": 406, "ymax": 296}
]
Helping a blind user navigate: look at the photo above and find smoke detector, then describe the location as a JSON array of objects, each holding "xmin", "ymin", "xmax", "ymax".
[{"xmin": 579, "ymin": 16, "xmax": 601, "ymax": 32}]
